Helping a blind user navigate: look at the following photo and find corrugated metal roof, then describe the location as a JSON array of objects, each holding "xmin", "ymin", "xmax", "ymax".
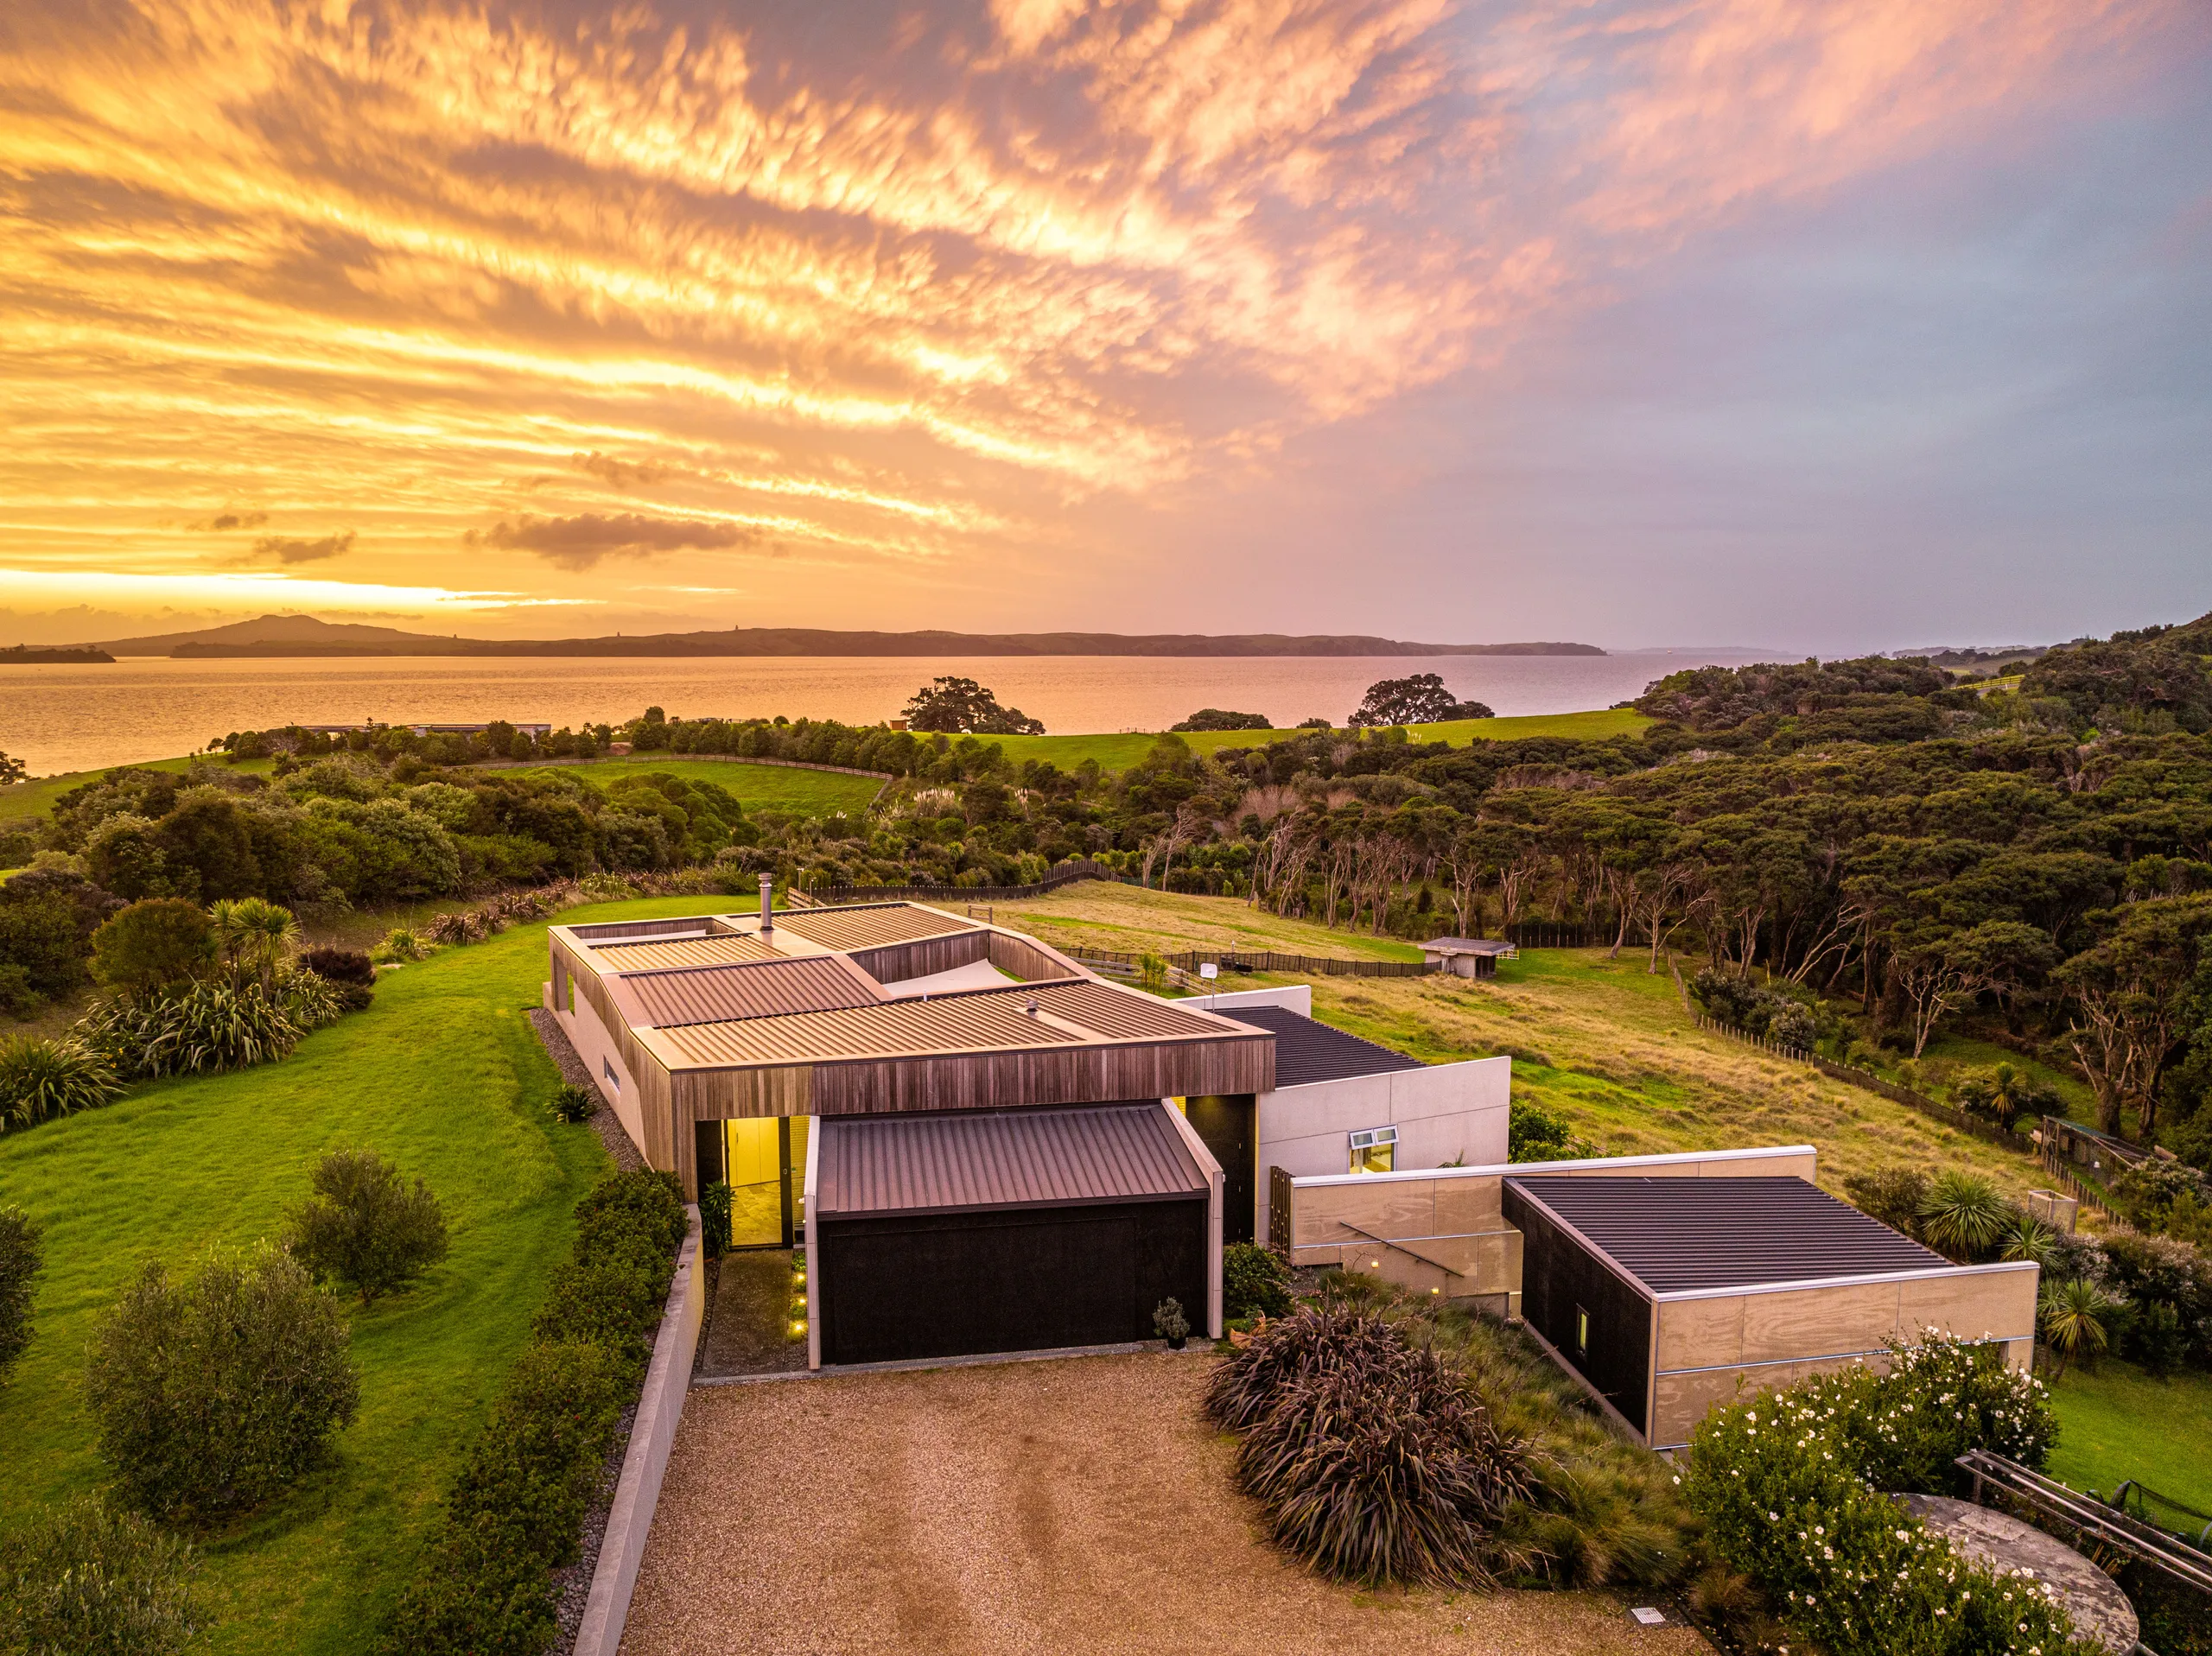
[
  {"xmin": 593, "ymin": 934, "xmax": 781, "ymax": 970},
  {"xmin": 621, "ymin": 957, "xmax": 879, "ymax": 1028},
  {"xmin": 817, "ymin": 1104, "xmax": 1206, "ymax": 1216},
  {"xmin": 776, "ymin": 905, "xmax": 976, "ymax": 952},
  {"xmin": 1220, "ymin": 1005, "xmax": 1425, "ymax": 1086},
  {"xmin": 1504, "ymin": 1176, "xmax": 1950, "ymax": 1293},
  {"xmin": 658, "ymin": 993, "xmax": 1074, "ymax": 1066},
  {"xmin": 1027, "ymin": 980, "xmax": 1245, "ymax": 1042}
]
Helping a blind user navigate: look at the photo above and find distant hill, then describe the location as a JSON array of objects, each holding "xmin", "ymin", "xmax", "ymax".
[
  {"xmin": 0, "ymin": 644, "xmax": 113, "ymax": 663},
  {"xmin": 100, "ymin": 614, "xmax": 1605, "ymax": 659}
]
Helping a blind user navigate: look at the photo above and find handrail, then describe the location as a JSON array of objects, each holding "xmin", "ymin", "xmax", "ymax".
[
  {"xmin": 1956, "ymin": 1449, "xmax": 2212, "ymax": 1596},
  {"xmin": 1332, "ymin": 1218, "xmax": 1466, "ymax": 1278}
]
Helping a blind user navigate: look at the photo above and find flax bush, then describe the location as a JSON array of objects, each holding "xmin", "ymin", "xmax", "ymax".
[
  {"xmin": 0, "ymin": 1035, "xmax": 122, "ymax": 1132},
  {"xmin": 1681, "ymin": 1330, "xmax": 2075, "ymax": 1656},
  {"xmin": 74, "ymin": 981, "xmax": 302, "ymax": 1079}
]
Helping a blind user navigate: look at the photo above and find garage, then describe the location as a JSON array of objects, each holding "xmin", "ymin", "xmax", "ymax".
[{"xmin": 810, "ymin": 1102, "xmax": 1218, "ymax": 1367}]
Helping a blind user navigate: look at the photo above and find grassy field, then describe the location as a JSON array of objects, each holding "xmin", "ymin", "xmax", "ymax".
[
  {"xmin": 977, "ymin": 707, "xmax": 1650, "ymax": 771},
  {"xmin": 506, "ymin": 757, "xmax": 885, "ymax": 816},
  {"xmin": 2041, "ymin": 1361, "xmax": 2212, "ymax": 1512},
  {"xmin": 0, "ymin": 755, "xmax": 276, "ymax": 820},
  {"xmin": 0, "ymin": 893, "xmax": 719, "ymax": 1653},
  {"xmin": 988, "ymin": 885, "xmax": 2063, "ymax": 1202}
]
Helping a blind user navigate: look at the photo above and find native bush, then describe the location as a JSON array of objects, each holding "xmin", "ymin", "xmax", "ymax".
[
  {"xmin": 1680, "ymin": 1331, "xmax": 2070, "ymax": 1656},
  {"xmin": 284, "ymin": 1148, "xmax": 450, "ymax": 1303},
  {"xmin": 0, "ymin": 1205, "xmax": 41, "ymax": 1382},
  {"xmin": 88, "ymin": 899, "xmax": 215, "ymax": 994},
  {"xmin": 698, "ymin": 1181, "xmax": 732, "ymax": 1258},
  {"xmin": 0, "ymin": 1496, "xmax": 203, "ymax": 1656},
  {"xmin": 549, "ymin": 1082, "xmax": 598, "ymax": 1124},
  {"xmin": 1690, "ymin": 969, "xmax": 1816, "ymax": 1050},
  {"xmin": 1508, "ymin": 1097, "xmax": 1580, "ymax": 1162},
  {"xmin": 1223, "ymin": 1312, "xmax": 1532, "ymax": 1587},
  {"xmin": 86, "ymin": 1247, "xmax": 359, "ymax": 1524},
  {"xmin": 1223, "ymin": 1241, "xmax": 1292, "ymax": 1320},
  {"xmin": 0, "ymin": 1035, "xmax": 123, "ymax": 1132},
  {"xmin": 372, "ymin": 925, "xmax": 429, "ymax": 963},
  {"xmin": 74, "ymin": 980, "xmax": 302, "ymax": 1079},
  {"xmin": 378, "ymin": 1169, "xmax": 686, "ymax": 1654},
  {"xmin": 1204, "ymin": 1301, "xmax": 1410, "ymax": 1431},
  {"xmin": 1916, "ymin": 1170, "xmax": 2010, "ymax": 1261},
  {"xmin": 276, "ymin": 963, "xmax": 345, "ymax": 1031}
]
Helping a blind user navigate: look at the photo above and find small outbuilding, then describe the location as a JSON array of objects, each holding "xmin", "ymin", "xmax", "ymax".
[
  {"xmin": 1502, "ymin": 1174, "xmax": 2039, "ymax": 1450},
  {"xmin": 1417, "ymin": 936, "xmax": 1517, "ymax": 978}
]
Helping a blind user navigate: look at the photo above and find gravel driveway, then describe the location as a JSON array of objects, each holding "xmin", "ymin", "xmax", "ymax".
[{"xmin": 620, "ymin": 1352, "xmax": 1705, "ymax": 1656}]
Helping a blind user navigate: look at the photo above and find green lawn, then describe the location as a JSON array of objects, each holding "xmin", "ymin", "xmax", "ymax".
[
  {"xmin": 510, "ymin": 757, "xmax": 886, "ymax": 816},
  {"xmin": 2044, "ymin": 1361, "xmax": 2212, "ymax": 1513},
  {"xmin": 0, "ymin": 893, "xmax": 716, "ymax": 1653},
  {"xmin": 976, "ymin": 707, "xmax": 1650, "ymax": 771}
]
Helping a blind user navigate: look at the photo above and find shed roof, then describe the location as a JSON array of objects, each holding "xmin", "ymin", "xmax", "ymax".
[
  {"xmin": 1503, "ymin": 1176, "xmax": 1950, "ymax": 1294},
  {"xmin": 620, "ymin": 956, "xmax": 877, "ymax": 1027},
  {"xmin": 816, "ymin": 1104, "xmax": 1207, "ymax": 1217},
  {"xmin": 1420, "ymin": 936, "xmax": 1517, "ymax": 956},
  {"xmin": 1222, "ymin": 1004, "xmax": 1425, "ymax": 1088}
]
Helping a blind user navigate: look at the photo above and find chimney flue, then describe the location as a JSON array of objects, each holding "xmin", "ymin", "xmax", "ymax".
[{"xmin": 759, "ymin": 873, "xmax": 774, "ymax": 933}]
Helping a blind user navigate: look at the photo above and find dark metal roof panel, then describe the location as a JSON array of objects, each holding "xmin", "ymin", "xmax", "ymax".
[
  {"xmin": 1224, "ymin": 1005, "xmax": 1425, "ymax": 1087},
  {"xmin": 1027, "ymin": 980, "xmax": 1244, "ymax": 1041},
  {"xmin": 620, "ymin": 957, "xmax": 879, "ymax": 1027},
  {"xmin": 1503, "ymin": 1176, "xmax": 1951, "ymax": 1293},
  {"xmin": 776, "ymin": 904, "xmax": 977, "ymax": 951},
  {"xmin": 817, "ymin": 1104, "xmax": 1208, "ymax": 1217}
]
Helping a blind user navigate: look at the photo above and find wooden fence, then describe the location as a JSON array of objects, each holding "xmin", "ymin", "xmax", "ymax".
[
  {"xmin": 803, "ymin": 860, "xmax": 1136, "ymax": 904},
  {"xmin": 1056, "ymin": 944, "xmax": 1434, "ymax": 980},
  {"xmin": 1504, "ymin": 922, "xmax": 1600, "ymax": 949}
]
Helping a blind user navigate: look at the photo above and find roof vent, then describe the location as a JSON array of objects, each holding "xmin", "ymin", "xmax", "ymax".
[
  {"xmin": 759, "ymin": 873, "xmax": 773, "ymax": 933},
  {"xmin": 1026, "ymin": 996, "xmax": 1039, "ymax": 1016}
]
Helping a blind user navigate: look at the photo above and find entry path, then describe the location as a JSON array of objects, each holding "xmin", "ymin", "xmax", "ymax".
[{"xmin": 620, "ymin": 1351, "xmax": 1705, "ymax": 1655}]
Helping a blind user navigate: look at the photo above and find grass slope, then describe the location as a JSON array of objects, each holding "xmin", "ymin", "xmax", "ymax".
[
  {"xmin": 0, "ymin": 895, "xmax": 712, "ymax": 1654},
  {"xmin": 2041, "ymin": 1361, "xmax": 2212, "ymax": 1512},
  {"xmin": 977, "ymin": 707, "xmax": 1650, "ymax": 771},
  {"xmin": 0, "ymin": 756, "xmax": 276, "ymax": 821},
  {"xmin": 509, "ymin": 757, "xmax": 885, "ymax": 816}
]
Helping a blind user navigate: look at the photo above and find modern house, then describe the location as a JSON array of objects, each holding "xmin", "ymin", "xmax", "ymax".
[
  {"xmin": 1280, "ymin": 1147, "xmax": 2039, "ymax": 1450},
  {"xmin": 544, "ymin": 897, "xmax": 1508, "ymax": 1368}
]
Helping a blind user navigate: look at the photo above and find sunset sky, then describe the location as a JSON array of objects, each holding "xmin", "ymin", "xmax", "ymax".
[{"xmin": 3, "ymin": 0, "xmax": 2207, "ymax": 650}]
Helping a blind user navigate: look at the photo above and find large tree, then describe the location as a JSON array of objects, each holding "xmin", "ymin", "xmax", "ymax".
[
  {"xmin": 1346, "ymin": 674, "xmax": 1491, "ymax": 727},
  {"xmin": 901, "ymin": 677, "xmax": 1045, "ymax": 736}
]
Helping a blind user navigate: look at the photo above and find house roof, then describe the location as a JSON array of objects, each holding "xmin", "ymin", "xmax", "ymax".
[
  {"xmin": 773, "ymin": 904, "xmax": 977, "ymax": 952},
  {"xmin": 620, "ymin": 956, "xmax": 878, "ymax": 1027},
  {"xmin": 593, "ymin": 933, "xmax": 782, "ymax": 970},
  {"xmin": 1503, "ymin": 1176, "xmax": 1950, "ymax": 1295},
  {"xmin": 816, "ymin": 1103, "xmax": 1207, "ymax": 1217},
  {"xmin": 1217, "ymin": 1004, "xmax": 1425, "ymax": 1088},
  {"xmin": 1420, "ymin": 936, "xmax": 1516, "ymax": 956}
]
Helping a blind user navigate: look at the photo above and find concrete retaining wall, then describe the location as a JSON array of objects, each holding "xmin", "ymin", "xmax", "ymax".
[{"xmin": 574, "ymin": 1208, "xmax": 704, "ymax": 1656}]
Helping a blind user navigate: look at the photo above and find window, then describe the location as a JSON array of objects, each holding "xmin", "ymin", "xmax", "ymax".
[
  {"xmin": 1347, "ymin": 1126, "xmax": 1396, "ymax": 1175},
  {"xmin": 602, "ymin": 1057, "xmax": 620, "ymax": 1093},
  {"xmin": 1574, "ymin": 1305, "xmax": 1590, "ymax": 1359}
]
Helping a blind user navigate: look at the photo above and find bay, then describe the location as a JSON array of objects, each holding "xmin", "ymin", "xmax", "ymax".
[{"xmin": 0, "ymin": 650, "xmax": 1769, "ymax": 777}]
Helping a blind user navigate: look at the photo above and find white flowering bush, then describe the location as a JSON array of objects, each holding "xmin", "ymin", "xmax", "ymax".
[{"xmin": 1681, "ymin": 1330, "xmax": 2083, "ymax": 1655}]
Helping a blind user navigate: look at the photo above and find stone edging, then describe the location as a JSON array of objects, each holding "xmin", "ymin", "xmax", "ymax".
[{"xmin": 573, "ymin": 1208, "xmax": 705, "ymax": 1656}]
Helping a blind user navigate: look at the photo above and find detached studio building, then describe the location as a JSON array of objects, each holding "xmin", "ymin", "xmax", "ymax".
[{"xmin": 547, "ymin": 899, "xmax": 1506, "ymax": 1368}]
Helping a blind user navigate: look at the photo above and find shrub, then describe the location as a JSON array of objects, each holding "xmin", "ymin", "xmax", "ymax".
[
  {"xmin": 443, "ymin": 1342, "xmax": 626, "ymax": 1566},
  {"xmin": 1681, "ymin": 1331, "xmax": 2069, "ymax": 1656},
  {"xmin": 85, "ymin": 1247, "xmax": 359, "ymax": 1524},
  {"xmin": 89, "ymin": 899, "xmax": 216, "ymax": 994},
  {"xmin": 573, "ymin": 1168, "xmax": 687, "ymax": 1266},
  {"xmin": 549, "ymin": 1082, "xmax": 598, "ymax": 1124},
  {"xmin": 299, "ymin": 947, "xmax": 376, "ymax": 1012},
  {"xmin": 1950, "ymin": 1063, "xmax": 2058, "ymax": 1133},
  {"xmin": 1916, "ymin": 1170, "xmax": 2008, "ymax": 1260},
  {"xmin": 372, "ymin": 926, "xmax": 429, "ymax": 963},
  {"xmin": 74, "ymin": 980, "xmax": 302, "ymax": 1079},
  {"xmin": 1224, "ymin": 1314, "xmax": 1531, "ymax": 1586},
  {"xmin": 284, "ymin": 1148, "xmax": 451, "ymax": 1303},
  {"xmin": 698, "ymin": 1181, "xmax": 732, "ymax": 1258},
  {"xmin": 374, "ymin": 1512, "xmax": 556, "ymax": 1656},
  {"xmin": 1205, "ymin": 1301, "xmax": 1411, "ymax": 1431},
  {"xmin": 1507, "ymin": 1098, "xmax": 1579, "ymax": 1162},
  {"xmin": 1841, "ymin": 1164, "xmax": 1929, "ymax": 1235},
  {"xmin": 0, "ymin": 961, "xmax": 41, "ymax": 1019},
  {"xmin": 1223, "ymin": 1242, "xmax": 1292, "ymax": 1320},
  {"xmin": 0, "ymin": 1495, "xmax": 203, "ymax": 1656},
  {"xmin": 2097, "ymin": 1230, "xmax": 2212, "ymax": 1370},
  {"xmin": 528, "ymin": 1253, "xmax": 666, "ymax": 1375},
  {"xmin": 0, "ymin": 1035, "xmax": 123, "ymax": 1132},
  {"xmin": 0, "ymin": 1205, "xmax": 41, "ymax": 1382},
  {"xmin": 276, "ymin": 963, "xmax": 345, "ymax": 1030}
]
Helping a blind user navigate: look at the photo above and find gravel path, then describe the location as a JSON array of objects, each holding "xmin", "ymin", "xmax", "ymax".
[{"xmin": 621, "ymin": 1353, "xmax": 1706, "ymax": 1656}]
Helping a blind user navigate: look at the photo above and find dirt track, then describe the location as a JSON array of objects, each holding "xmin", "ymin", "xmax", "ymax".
[{"xmin": 620, "ymin": 1351, "xmax": 1705, "ymax": 1656}]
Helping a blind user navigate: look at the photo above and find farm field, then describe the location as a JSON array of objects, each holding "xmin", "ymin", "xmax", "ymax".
[
  {"xmin": 508, "ymin": 756, "xmax": 886, "ymax": 816},
  {"xmin": 0, "ymin": 893, "xmax": 720, "ymax": 1654},
  {"xmin": 986, "ymin": 885, "xmax": 2059, "ymax": 1199},
  {"xmin": 978, "ymin": 706, "xmax": 1649, "ymax": 771}
]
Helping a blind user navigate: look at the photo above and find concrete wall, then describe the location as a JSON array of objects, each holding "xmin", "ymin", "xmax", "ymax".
[
  {"xmin": 545, "ymin": 975, "xmax": 651, "ymax": 1159},
  {"xmin": 1202, "ymin": 983, "xmax": 1313, "ymax": 1017},
  {"xmin": 1254, "ymin": 1057, "xmax": 1510, "ymax": 1241},
  {"xmin": 1646, "ymin": 1263, "xmax": 2040, "ymax": 1450},
  {"xmin": 1282, "ymin": 1145, "xmax": 1821, "ymax": 1313}
]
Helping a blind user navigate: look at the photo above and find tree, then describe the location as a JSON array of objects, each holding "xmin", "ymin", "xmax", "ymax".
[
  {"xmin": 0, "ymin": 750, "xmax": 25, "ymax": 787},
  {"xmin": 1171, "ymin": 709, "xmax": 1272, "ymax": 732},
  {"xmin": 2055, "ymin": 895, "xmax": 2212, "ymax": 1137},
  {"xmin": 283, "ymin": 1148, "xmax": 450, "ymax": 1302},
  {"xmin": 901, "ymin": 677, "xmax": 1045, "ymax": 736},
  {"xmin": 86, "ymin": 1247, "xmax": 359, "ymax": 1522},
  {"xmin": 89, "ymin": 899, "xmax": 216, "ymax": 994},
  {"xmin": 1346, "ymin": 674, "xmax": 1491, "ymax": 727},
  {"xmin": 208, "ymin": 896, "xmax": 298, "ymax": 992}
]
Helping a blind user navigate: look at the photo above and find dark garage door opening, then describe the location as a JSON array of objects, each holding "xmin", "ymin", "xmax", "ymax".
[{"xmin": 812, "ymin": 1104, "xmax": 1215, "ymax": 1367}]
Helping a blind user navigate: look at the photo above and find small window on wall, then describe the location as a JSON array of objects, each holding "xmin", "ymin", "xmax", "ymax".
[
  {"xmin": 1347, "ymin": 1126, "xmax": 1396, "ymax": 1174},
  {"xmin": 602, "ymin": 1058, "xmax": 620, "ymax": 1093},
  {"xmin": 1575, "ymin": 1305, "xmax": 1590, "ymax": 1360}
]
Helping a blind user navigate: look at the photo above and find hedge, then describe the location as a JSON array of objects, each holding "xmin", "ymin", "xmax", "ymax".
[
  {"xmin": 377, "ymin": 1169, "xmax": 686, "ymax": 1655},
  {"xmin": 1681, "ymin": 1331, "xmax": 2087, "ymax": 1655}
]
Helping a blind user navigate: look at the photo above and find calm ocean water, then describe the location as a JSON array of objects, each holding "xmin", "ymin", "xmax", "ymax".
[{"xmin": 0, "ymin": 650, "xmax": 1768, "ymax": 777}]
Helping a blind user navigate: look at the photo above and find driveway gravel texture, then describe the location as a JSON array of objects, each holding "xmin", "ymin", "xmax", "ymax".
[{"xmin": 621, "ymin": 1351, "xmax": 1706, "ymax": 1655}]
